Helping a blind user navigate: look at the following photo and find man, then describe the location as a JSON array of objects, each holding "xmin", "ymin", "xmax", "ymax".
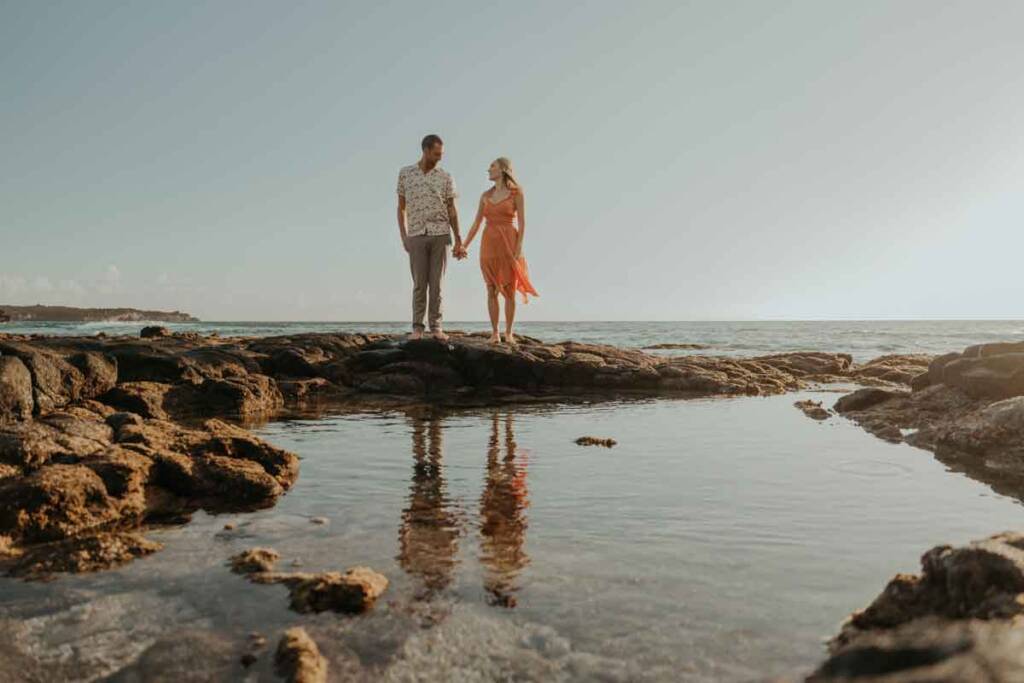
[{"xmin": 397, "ymin": 134, "xmax": 463, "ymax": 341}]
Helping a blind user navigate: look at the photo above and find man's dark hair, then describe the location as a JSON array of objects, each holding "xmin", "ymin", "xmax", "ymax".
[{"xmin": 421, "ymin": 134, "xmax": 443, "ymax": 151}]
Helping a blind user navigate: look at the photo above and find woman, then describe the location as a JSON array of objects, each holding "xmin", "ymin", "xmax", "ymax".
[{"xmin": 459, "ymin": 157, "xmax": 539, "ymax": 345}]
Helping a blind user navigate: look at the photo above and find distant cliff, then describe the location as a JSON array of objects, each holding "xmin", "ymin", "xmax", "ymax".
[{"xmin": 0, "ymin": 305, "xmax": 198, "ymax": 323}]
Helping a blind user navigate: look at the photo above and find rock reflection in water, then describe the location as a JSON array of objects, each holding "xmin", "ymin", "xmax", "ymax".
[
  {"xmin": 479, "ymin": 412, "xmax": 530, "ymax": 607},
  {"xmin": 397, "ymin": 410, "xmax": 531, "ymax": 608}
]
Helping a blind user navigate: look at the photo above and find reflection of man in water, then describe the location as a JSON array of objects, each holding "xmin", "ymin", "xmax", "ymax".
[
  {"xmin": 478, "ymin": 411, "xmax": 530, "ymax": 607},
  {"xmin": 397, "ymin": 414, "xmax": 461, "ymax": 598}
]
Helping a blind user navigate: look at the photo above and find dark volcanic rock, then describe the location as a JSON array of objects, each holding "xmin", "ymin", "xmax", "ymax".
[
  {"xmin": 794, "ymin": 400, "xmax": 830, "ymax": 420},
  {"xmin": 575, "ymin": 436, "xmax": 617, "ymax": 447},
  {"xmin": 835, "ymin": 340, "xmax": 1024, "ymax": 501},
  {"xmin": 835, "ymin": 532, "xmax": 1024, "ymax": 647},
  {"xmin": 810, "ymin": 618, "xmax": 1024, "ymax": 682},
  {"xmin": 834, "ymin": 387, "xmax": 907, "ymax": 413},
  {"xmin": 812, "ymin": 532, "xmax": 1024, "ymax": 682},
  {"xmin": 140, "ymin": 326, "xmax": 171, "ymax": 338}
]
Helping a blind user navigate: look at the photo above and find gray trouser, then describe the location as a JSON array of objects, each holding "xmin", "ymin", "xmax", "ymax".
[{"xmin": 409, "ymin": 233, "xmax": 451, "ymax": 331}]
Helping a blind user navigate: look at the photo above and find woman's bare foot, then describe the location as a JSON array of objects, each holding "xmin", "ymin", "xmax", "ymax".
[
  {"xmin": 488, "ymin": 332, "xmax": 501, "ymax": 344},
  {"xmin": 505, "ymin": 332, "xmax": 517, "ymax": 346}
]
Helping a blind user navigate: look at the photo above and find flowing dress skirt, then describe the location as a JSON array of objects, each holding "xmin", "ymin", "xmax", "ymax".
[{"xmin": 480, "ymin": 222, "xmax": 539, "ymax": 303}]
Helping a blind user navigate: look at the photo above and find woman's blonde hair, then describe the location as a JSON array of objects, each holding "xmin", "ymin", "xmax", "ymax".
[{"xmin": 494, "ymin": 157, "xmax": 520, "ymax": 189}]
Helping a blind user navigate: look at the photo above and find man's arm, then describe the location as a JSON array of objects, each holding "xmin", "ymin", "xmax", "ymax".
[
  {"xmin": 447, "ymin": 197, "xmax": 462, "ymax": 252},
  {"xmin": 397, "ymin": 195, "xmax": 409, "ymax": 253}
]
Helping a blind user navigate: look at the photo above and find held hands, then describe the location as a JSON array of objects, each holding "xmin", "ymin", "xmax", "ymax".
[{"xmin": 453, "ymin": 242, "xmax": 469, "ymax": 260}]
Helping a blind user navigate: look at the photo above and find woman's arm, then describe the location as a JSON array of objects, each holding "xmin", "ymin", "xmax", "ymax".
[
  {"xmin": 514, "ymin": 190, "xmax": 526, "ymax": 258},
  {"xmin": 462, "ymin": 194, "xmax": 487, "ymax": 250}
]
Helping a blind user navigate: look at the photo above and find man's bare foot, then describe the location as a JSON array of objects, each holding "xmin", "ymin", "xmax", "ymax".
[
  {"xmin": 488, "ymin": 332, "xmax": 501, "ymax": 344},
  {"xmin": 432, "ymin": 329, "xmax": 449, "ymax": 342},
  {"xmin": 409, "ymin": 330, "xmax": 424, "ymax": 341}
]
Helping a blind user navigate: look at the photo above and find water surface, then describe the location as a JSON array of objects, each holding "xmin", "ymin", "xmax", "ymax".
[{"xmin": 2, "ymin": 392, "xmax": 1021, "ymax": 681}]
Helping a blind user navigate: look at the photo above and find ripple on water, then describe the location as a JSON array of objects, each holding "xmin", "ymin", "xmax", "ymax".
[{"xmin": 831, "ymin": 459, "xmax": 915, "ymax": 479}]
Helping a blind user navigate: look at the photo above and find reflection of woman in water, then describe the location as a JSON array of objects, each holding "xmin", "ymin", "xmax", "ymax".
[
  {"xmin": 478, "ymin": 411, "xmax": 530, "ymax": 607},
  {"xmin": 397, "ymin": 414, "xmax": 461, "ymax": 598}
]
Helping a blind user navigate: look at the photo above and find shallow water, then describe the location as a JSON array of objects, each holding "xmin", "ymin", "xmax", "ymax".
[
  {"xmin": 2, "ymin": 392, "xmax": 1022, "ymax": 681},
  {"xmin": 5, "ymin": 319, "xmax": 1024, "ymax": 362}
]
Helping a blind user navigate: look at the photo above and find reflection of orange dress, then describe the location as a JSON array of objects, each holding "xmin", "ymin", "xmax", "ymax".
[{"xmin": 480, "ymin": 188, "xmax": 539, "ymax": 303}]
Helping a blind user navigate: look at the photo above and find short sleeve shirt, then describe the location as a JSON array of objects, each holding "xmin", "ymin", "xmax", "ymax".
[{"xmin": 397, "ymin": 163, "xmax": 457, "ymax": 237}]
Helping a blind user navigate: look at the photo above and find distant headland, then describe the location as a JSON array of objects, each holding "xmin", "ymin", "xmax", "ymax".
[{"xmin": 0, "ymin": 305, "xmax": 197, "ymax": 323}]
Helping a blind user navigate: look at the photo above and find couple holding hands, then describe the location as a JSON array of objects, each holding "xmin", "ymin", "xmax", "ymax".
[{"xmin": 397, "ymin": 134, "xmax": 538, "ymax": 345}]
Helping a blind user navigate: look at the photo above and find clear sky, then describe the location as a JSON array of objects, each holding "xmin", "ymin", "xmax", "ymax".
[{"xmin": 2, "ymin": 1, "xmax": 1022, "ymax": 321}]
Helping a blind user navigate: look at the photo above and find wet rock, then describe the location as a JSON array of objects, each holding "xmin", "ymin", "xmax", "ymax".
[
  {"xmin": 0, "ymin": 464, "xmax": 122, "ymax": 544},
  {"xmin": 310, "ymin": 516, "xmax": 328, "ymax": 525},
  {"xmin": 254, "ymin": 567, "xmax": 389, "ymax": 614},
  {"xmin": 810, "ymin": 618, "xmax": 1024, "ymax": 682},
  {"xmin": 0, "ymin": 356, "xmax": 33, "ymax": 422},
  {"xmin": 139, "ymin": 326, "xmax": 171, "ymax": 338},
  {"xmin": 0, "ymin": 409, "xmax": 114, "ymax": 469},
  {"xmin": 66, "ymin": 351, "xmax": 118, "ymax": 398},
  {"xmin": 101, "ymin": 381, "xmax": 174, "ymax": 419},
  {"xmin": 794, "ymin": 400, "xmax": 830, "ymax": 420},
  {"xmin": 275, "ymin": 627, "xmax": 327, "ymax": 683},
  {"xmin": 195, "ymin": 373, "xmax": 284, "ymax": 418},
  {"xmin": 941, "ymin": 352, "xmax": 1024, "ymax": 399},
  {"xmin": 832, "ymin": 532, "xmax": 1024, "ymax": 650},
  {"xmin": 4, "ymin": 532, "xmax": 162, "ymax": 579},
  {"xmin": 575, "ymin": 436, "xmax": 617, "ymax": 447},
  {"xmin": 834, "ymin": 387, "xmax": 906, "ymax": 413},
  {"xmin": 229, "ymin": 547, "xmax": 280, "ymax": 574},
  {"xmin": 849, "ymin": 354, "xmax": 932, "ymax": 387}
]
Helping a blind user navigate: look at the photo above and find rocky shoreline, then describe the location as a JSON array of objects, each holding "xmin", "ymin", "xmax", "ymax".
[
  {"xmin": 0, "ymin": 328, "xmax": 930, "ymax": 578},
  {"xmin": 3, "ymin": 329, "xmax": 1024, "ymax": 680}
]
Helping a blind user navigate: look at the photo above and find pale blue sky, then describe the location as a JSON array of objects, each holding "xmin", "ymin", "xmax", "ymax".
[{"xmin": 3, "ymin": 1, "xmax": 1022, "ymax": 320}]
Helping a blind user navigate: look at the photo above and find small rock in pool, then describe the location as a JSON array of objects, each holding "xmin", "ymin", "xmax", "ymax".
[
  {"xmin": 253, "ymin": 566, "xmax": 389, "ymax": 614},
  {"xmin": 575, "ymin": 436, "xmax": 617, "ymax": 448},
  {"xmin": 794, "ymin": 400, "xmax": 830, "ymax": 420},
  {"xmin": 309, "ymin": 517, "xmax": 329, "ymax": 525},
  {"xmin": 223, "ymin": 522, "xmax": 237, "ymax": 531},
  {"xmin": 229, "ymin": 547, "xmax": 280, "ymax": 574},
  {"xmin": 275, "ymin": 627, "xmax": 328, "ymax": 683}
]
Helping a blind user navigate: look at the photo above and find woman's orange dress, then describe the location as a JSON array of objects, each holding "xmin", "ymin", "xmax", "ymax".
[{"xmin": 480, "ymin": 188, "xmax": 539, "ymax": 303}]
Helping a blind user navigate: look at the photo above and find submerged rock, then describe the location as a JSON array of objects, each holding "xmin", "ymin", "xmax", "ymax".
[
  {"xmin": 794, "ymin": 400, "xmax": 830, "ymax": 420},
  {"xmin": 275, "ymin": 627, "xmax": 328, "ymax": 683},
  {"xmin": 810, "ymin": 619, "xmax": 1024, "ymax": 682},
  {"xmin": 4, "ymin": 532, "xmax": 161, "ymax": 579},
  {"xmin": 253, "ymin": 567, "xmax": 389, "ymax": 614},
  {"xmin": 574, "ymin": 436, "xmax": 617, "ymax": 447},
  {"xmin": 229, "ymin": 547, "xmax": 280, "ymax": 574}
]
